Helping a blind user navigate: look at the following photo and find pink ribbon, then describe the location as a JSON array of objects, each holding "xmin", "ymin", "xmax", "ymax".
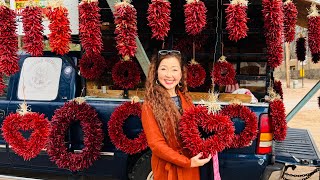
[{"xmin": 212, "ymin": 152, "xmax": 221, "ymax": 180}]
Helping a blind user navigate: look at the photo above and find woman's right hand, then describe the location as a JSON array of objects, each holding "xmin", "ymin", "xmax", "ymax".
[{"xmin": 190, "ymin": 152, "xmax": 212, "ymax": 167}]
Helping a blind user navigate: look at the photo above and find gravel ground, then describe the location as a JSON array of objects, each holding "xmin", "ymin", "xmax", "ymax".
[{"xmin": 280, "ymin": 79, "xmax": 320, "ymax": 180}]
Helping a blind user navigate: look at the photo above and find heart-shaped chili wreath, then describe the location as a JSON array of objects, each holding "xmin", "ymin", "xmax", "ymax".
[
  {"xmin": 2, "ymin": 104, "xmax": 50, "ymax": 161},
  {"xmin": 179, "ymin": 105, "xmax": 235, "ymax": 158},
  {"xmin": 220, "ymin": 104, "xmax": 258, "ymax": 148}
]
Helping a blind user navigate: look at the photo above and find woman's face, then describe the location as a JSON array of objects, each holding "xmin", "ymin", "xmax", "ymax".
[{"xmin": 157, "ymin": 56, "xmax": 182, "ymax": 94}]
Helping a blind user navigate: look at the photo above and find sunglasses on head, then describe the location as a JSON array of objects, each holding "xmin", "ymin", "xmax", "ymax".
[{"xmin": 158, "ymin": 50, "xmax": 181, "ymax": 58}]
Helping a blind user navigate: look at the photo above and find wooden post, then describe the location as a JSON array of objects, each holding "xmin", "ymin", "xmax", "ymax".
[{"xmin": 285, "ymin": 42, "xmax": 291, "ymax": 88}]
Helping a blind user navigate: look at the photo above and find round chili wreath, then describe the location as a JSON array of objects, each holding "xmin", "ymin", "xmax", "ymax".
[
  {"xmin": 112, "ymin": 60, "xmax": 141, "ymax": 89},
  {"xmin": 79, "ymin": 53, "xmax": 107, "ymax": 80},
  {"xmin": 220, "ymin": 104, "xmax": 258, "ymax": 148},
  {"xmin": 108, "ymin": 101, "xmax": 148, "ymax": 155},
  {"xmin": 187, "ymin": 62, "xmax": 206, "ymax": 88},
  {"xmin": 47, "ymin": 100, "xmax": 104, "ymax": 172},
  {"xmin": 2, "ymin": 112, "xmax": 50, "ymax": 161},
  {"xmin": 179, "ymin": 105, "xmax": 235, "ymax": 158},
  {"xmin": 212, "ymin": 60, "xmax": 236, "ymax": 86},
  {"xmin": 269, "ymin": 99, "xmax": 287, "ymax": 141}
]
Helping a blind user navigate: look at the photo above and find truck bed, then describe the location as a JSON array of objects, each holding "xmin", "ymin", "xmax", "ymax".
[{"xmin": 275, "ymin": 128, "xmax": 320, "ymax": 166}]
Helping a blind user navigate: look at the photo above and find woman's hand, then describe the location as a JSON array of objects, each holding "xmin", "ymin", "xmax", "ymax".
[{"xmin": 190, "ymin": 153, "xmax": 212, "ymax": 167}]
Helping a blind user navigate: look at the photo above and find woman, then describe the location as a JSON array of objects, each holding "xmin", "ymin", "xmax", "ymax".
[{"xmin": 141, "ymin": 50, "xmax": 212, "ymax": 180}]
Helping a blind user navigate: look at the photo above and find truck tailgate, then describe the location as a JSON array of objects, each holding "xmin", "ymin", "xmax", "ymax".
[{"xmin": 275, "ymin": 128, "xmax": 320, "ymax": 166}]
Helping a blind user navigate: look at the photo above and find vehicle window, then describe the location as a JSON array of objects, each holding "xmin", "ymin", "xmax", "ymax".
[
  {"xmin": 17, "ymin": 57, "xmax": 62, "ymax": 101},
  {"xmin": 240, "ymin": 62, "xmax": 266, "ymax": 75},
  {"xmin": 239, "ymin": 80, "xmax": 266, "ymax": 101}
]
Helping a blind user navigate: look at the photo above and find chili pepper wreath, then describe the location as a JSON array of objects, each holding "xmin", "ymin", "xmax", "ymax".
[
  {"xmin": 184, "ymin": 0, "xmax": 207, "ymax": 36},
  {"xmin": 212, "ymin": 56, "xmax": 236, "ymax": 86},
  {"xmin": 0, "ymin": 3, "xmax": 19, "ymax": 76},
  {"xmin": 283, "ymin": 0, "xmax": 297, "ymax": 43},
  {"xmin": 220, "ymin": 102, "xmax": 258, "ymax": 148},
  {"xmin": 79, "ymin": 53, "xmax": 107, "ymax": 80},
  {"xmin": 179, "ymin": 92, "xmax": 235, "ymax": 157},
  {"xmin": 225, "ymin": 0, "xmax": 248, "ymax": 42},
  {"xmin": 187, "ymin": 59, "xmax": 206, "ymax": 88},
  {"xmin": 22, "ymin": 3, "xmax": 44, "ymax": 57},
  {"xmin": 114, "ymin": 1, "xmax": 137, "ymax": 58},
  {"xmin": 296, "ymin": 35, "xmax": 306, "ymax": 62},
  {"xmin": 268, "ymin": 88, "xmax": 287, "ymax": 141},
  {"xmin": 307, "ymin": 3, "xmax": 320, "ymax": 63},
  {"xmin": 46, "ymin": 1, "xmax": 71, "ymax": 56},
  {"xmin": 108, "ymin": 98, "xmax": 148, "ymax": 155},
  {"xmin": 47, "ymin": 98, "xmax": 104, "ymax": 171},
  {"xmin": 112, "ymin": 58, "xmax": 141, "ymax": 89},
  {"xmin": 2, "ymin": 103, "xmax": 50, "ymax": 161},
  {"xmin": 147, "ymin": 0, "xmax": 171, "ymax": 41},
  {"xmin": 79, "ymin": 0, "xmax": 103, "ymax": 55},
  {"xmin": 262, "ymin": 0, "xmax": 284, "ymax": 68}
]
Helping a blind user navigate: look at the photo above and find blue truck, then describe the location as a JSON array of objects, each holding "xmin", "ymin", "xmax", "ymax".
[
  {"xmin": 0, "ymin": 54, "xmax": 318, "ymax": 180},
  {"xmin": 0, "ymin": 0, "xmax": 319, "ymax": 179}
]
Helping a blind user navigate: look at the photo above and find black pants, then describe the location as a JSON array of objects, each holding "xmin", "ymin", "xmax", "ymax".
[{"xmin": 200, "ymin": 159, "xmax": 213, "ymax": 180}]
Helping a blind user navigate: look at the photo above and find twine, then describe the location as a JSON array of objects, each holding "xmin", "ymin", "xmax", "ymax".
[
  {"xmin": 230, "ymin": 0, "xmax": 248, "ymax": 6},
  {"xmin": 186, "ymin": 0, "xmax": 198, "ymax": 4},
  {"xmin": 229, "ymin": 99, "xmax": 242, "ymax": 105},
  {"xmin": 73, "ymin": 97, "xmax": 86, "ymax": 104},
  {"xmin": 189, "ymin": 58, "xmax": 199, "ymax": 65},
  {"xmin": 218, "ymin": 55, "xmax": 227, "ymax": 62},
  {"xmin": 199, "ymin": 91, "xmax": 221, "ymax": 114},
  {"xmin": 284, "ymin": 0, "xmax": 292, "ymax": 6},
  {"xmin": 17, "ymin": 102, "xmax": 32, "ymax": 116},
  {"xmin": 47, "ymin": 0, "xmax": 64, "ymax": 8},
  {"xmin": 123, "ymin": 55, "xmax": 131, "ymax": 61},
  {"xmin": 267, "ymin": 87, "xmax": 281, "ymax": 101},
  {"xmin": 0, "ymin": 0, "xmax": 6, "ymax": 6},
  {"xmin": 131, "ymin": 96, "xmax": 140, "ymax": 104},
  {"xmin": 308, "ymin": 3, "xmax": 319, "ymax": 17}
]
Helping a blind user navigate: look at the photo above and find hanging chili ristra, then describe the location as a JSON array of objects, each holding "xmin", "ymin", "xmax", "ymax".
[
  {"xmin": 0, "ymin": 4, "xmax": 19, "ymax": 75},
  {"xmin": 114, "ymin": 1, "xmax": 137, "ymax": 58},
  {"xmin": 147, "ymin": 0, "xmax": 171, "ymax": 41},
  {"xmin": 46, "ymin": 4, "xmax": 71, "ymax": 56},
  {"xmin": 225, "ymin": 0, "xmax": 249, "ymax": 42},
  {"xmin": 184, "ymin": 0, "xmax": 207, "ymax": 36},
  {"xmin": 296, "ymin": 36, "xmax": 306, "ymax": 62},
  {"xmin": 262, "ymin": 0, "xmax": 284, "ymax": 68},
  {"xmin": 79, "ymin": 0, "xmax": 103, "ymax": 55},
  {"xmin": 283, "ymin": 0, "xmax": 297, "ymax": 43},
  {"xmin": 307, "ymin": 3, "xmax": 320, "ymax": 63}
]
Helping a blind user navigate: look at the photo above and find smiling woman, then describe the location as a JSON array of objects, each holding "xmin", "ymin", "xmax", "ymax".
[{"xmin": 141, "ymin": 50, "xmax": 212, "ymax": 180}]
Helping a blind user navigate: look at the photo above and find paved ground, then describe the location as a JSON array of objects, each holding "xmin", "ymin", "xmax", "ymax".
[{"xmin": 280, "ymin": 79, "xmax": 320, "ymax": 180}]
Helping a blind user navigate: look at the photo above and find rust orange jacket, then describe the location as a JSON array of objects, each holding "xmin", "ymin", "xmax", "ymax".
[{"xmin": 141, "ymin": 91, "xmax": 200, "ymax": 180}]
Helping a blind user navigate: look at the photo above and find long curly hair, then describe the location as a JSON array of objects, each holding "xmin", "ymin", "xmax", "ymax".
[{"xmin": 145, "ymin": 52, "xmax": 191, "ymax": 147}]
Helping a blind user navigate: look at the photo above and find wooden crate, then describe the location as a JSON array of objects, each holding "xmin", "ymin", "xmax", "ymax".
[
  {"xmin": 189, "ymin": 92, "xmax": 210, "ymax": 101},
  {"xmin": 218, "ymin": 93, "xmax": 251, "ymax": 103},
  {"xmin": 189, "ymin": 92, "xmax": 251, "ymax": 103}
]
